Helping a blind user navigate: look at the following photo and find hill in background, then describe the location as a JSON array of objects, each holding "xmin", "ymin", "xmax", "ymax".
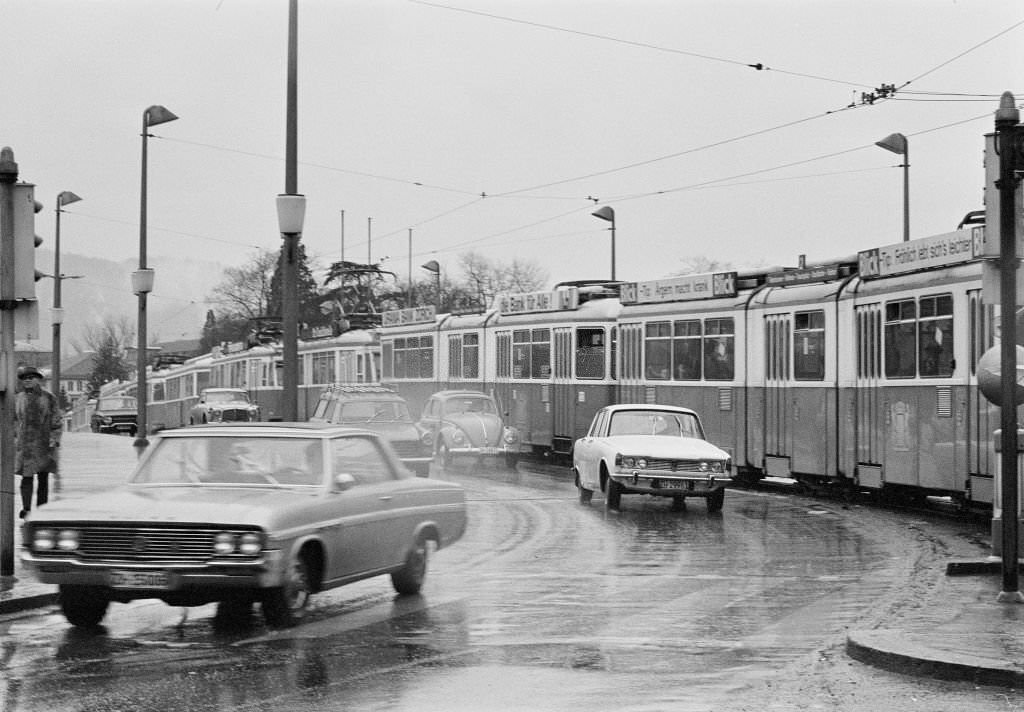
[{"xmin": 32, "ymin": 249, "xmax": 226, "ymax": 356}]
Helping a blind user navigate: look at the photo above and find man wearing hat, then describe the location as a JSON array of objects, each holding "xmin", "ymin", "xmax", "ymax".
[{"xmin": 14, "ymin": 365, "xmax": 62, "ymax": 518}]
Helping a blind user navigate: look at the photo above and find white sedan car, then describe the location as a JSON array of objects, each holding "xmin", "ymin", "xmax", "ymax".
[{"xmin": 573, "ymin": 404, "xmax": 732, "ymax": 512}]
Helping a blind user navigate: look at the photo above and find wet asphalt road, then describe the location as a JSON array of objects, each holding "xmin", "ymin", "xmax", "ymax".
[{"xmin": 0, "ymin": 454, "xmax": 982, "ymax": 711}]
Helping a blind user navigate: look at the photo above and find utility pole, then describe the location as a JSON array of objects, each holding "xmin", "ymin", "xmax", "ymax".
[{"xmin": 0, "ymin": 147, "xmax": 18, "ymax": 576}]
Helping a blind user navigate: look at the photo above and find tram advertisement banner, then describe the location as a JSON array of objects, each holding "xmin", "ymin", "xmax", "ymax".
[
  {"xmin": 382, "ymin": 306, "xmax": 436, "ymax": 327},
  {"xmin": 620, "ymin": 271, "xmax": 737, "ymax": 305},
  {"xmin": 497, "ymin": 288, "xmax": 579, "ymax": 315},
  {"xmin": 857, "ymin": 228, "xmax": 981, "ymax": 279}
]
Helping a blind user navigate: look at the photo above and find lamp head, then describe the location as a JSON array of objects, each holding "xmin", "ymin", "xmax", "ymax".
[
  {"xmin": 875, "ymin": 133, "xmax": 907, "ymax": 155},
  {"xmin": 145, "ymin": 105, "xmax": 178, "ymax": 128},
  {"xmin": 592, "ymin": 205, "xmax": 615, "ymax": 222},
  {"xmin": 276, "ymin": 193, "xmax": 307, "ymax": 234},
  {"xmin": 421, "ymin": 260, "xmax": 440, "ymax": 274},
  {"xmin": 57, "ymin": 191, "xmax": 82, "ymax": 209}
]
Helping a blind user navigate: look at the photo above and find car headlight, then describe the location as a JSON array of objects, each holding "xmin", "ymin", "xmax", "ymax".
[
  {"xmin": 421, "ymin": 431, "xmax": 433, "ymax": 446},
  {"xmin": 102, "ymin": 416, "xmax": 112, "ymax": 425},
  {"xmin": 238, "ymin": 532, "xmax": 262, "ymax": 556},
  {"xmin": 699, "ymin": 462, "xmax": 710, "ymax": 472},
  {"xmin": 57, "ymin": 529, "xmax": 80, "ymax": 552},
  {"xmin": 213, "ymin": 532, "xmax": 236, "ymax": 555},
  {"xmin": 502, "ymin": 427, "xmax": 519, "ymax": 444},
  {"xmin": 451, "ymin": 430, "xmax": 467, "ymax": 446},
  {"xmin": 710, "ymin": 461, "xmax": 725, "ymax": 473},
  {"xmin": 618, "ymin": 455, "xmax": 633, "ymax": 468},
  {"xmin": 33, "ymin": 528, "xmax": 56, "ymax": 551},
  {"xmin": 636, "ymin": 458, "xmax": 647, "ymax": 469}
]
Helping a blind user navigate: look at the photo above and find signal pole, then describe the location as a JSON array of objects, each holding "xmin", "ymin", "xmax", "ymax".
[
  {"xmin": 0, "ymin": 147, "xmax": 18, "ymax": 577},
  {"xmin": 996, "ymin": 91, "xmax": 1023, "ymax": 601}
]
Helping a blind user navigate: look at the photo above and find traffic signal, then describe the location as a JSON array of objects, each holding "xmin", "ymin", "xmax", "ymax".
[{"xmin": 11, "ymin": 182, "xmax": 43, "ymax": 299}]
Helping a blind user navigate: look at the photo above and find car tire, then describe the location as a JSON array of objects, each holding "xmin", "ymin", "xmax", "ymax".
[
  {"xmin": 391, "ymin": 537, "xmax": 429, "ymax": 595},
  {"xmin": 670, "ymin": 496, "xmax": 686, "ymax": 512},
  {"xmin": 90, "ymin": 422, "xmax": 99, "ymax": 434},
  {"xmin": 706, "ymin": 488, "xmax": 725, "ymax": 513},
  {"xmin": 59, "ymin": 584, "xmax": 109, "ymax": 627},
  {"xmin": 436, "ymin": 442, "xmax": 452, "ymax": 468},
  {"xmin": 578, "ymin": 483, "xmax": 593, "ymax": 505},
  {"xmin": 262, "ymin": 551, "xmax": 313, "ymax": 628},
  {"xmin": 505, "ymin": 453, "xmax": 519, "ymax": 469},
  {"xmin": 605, "ymin": 478, "xmax": 622, "ymax": 511},
  {"xmin": 213, "ymin": 596, "xmax": 253, "ymax": 630}
]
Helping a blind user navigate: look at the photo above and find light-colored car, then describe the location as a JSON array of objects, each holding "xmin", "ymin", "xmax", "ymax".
[
  {"xmin": 189, "ymin": 388, "xmax": 260, "ymax": 424},
  {"xmin": 573, "ymin": 403, "xmax": 732, "ymax": 512},
  {"xmin": 310, "ymin": 384, "xmax": 432, "ymax": 477},
  {"xmin": 22, "ymin": 423, "xmax": 467, "ymax": 629},
  {"xmin": 416, "ymin": 390, "xmax": 521, "ymax": 469}
]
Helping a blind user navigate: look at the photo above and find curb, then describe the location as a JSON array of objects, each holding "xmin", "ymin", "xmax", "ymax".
[
  {"xmin": 0, "ymin": 590, "xmax": 58, "ymax": 616},
  {"xmin": 846, "ymin": 629, "xmax": 1024, "ymax": 688}
]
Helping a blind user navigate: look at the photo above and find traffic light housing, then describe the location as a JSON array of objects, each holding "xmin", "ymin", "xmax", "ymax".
[{"xmin": 11, "ymin": 182, "xmax": 43, "ymax": 299}]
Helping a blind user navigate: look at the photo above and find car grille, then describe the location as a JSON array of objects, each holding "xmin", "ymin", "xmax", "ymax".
[
  {"xmin": 643, "ymin": 459, "xmax": 719, "ymax": 473},
  {"xmin": 219, "ymin": 408, "xmax": 253, "ymax": 422},
  {"xmin": 35, "ymin": 525, "xmax": 260, "ymax": 564},
  {"xmin": 108, "ymin": 415, "xmax": 136, "ymax": 425},
  {"xmin": 389, "ymin": 440, "xmax": 428, "ymax": 458}
]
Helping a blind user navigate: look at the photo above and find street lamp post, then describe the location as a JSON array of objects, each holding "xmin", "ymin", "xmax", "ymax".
[
  {"xmin": 422, "ymin": 260, "xmax": 440, "ymax": 313},
  {"xmin": 875, "ymin": 133, "xmax": 910, "ymax": 242},
  {"xmin": 134, "ymin": 105, "xmax": 178, "ymax": 452},
  {"xmin": 52, "ymin": 190, "xmax": 81, "ymax": 411},
  {"xmin": 591, "ymin": 205, "xmax": 616, "ymax": 280}
]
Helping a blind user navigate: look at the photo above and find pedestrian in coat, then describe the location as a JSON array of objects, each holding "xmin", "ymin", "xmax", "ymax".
[{"xmin": 14, "ymin": 365, "xmax": 63, "ymax": 518}]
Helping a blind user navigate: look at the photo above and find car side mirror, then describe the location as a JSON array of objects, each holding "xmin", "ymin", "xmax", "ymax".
[{"xmin": 333, "ymin": 473, "xmax": 357, "ymax": 492}]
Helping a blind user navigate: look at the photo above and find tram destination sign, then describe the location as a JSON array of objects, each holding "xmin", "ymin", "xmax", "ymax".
[
  {"xmin": 857, "ymin": 228, "xmax": 981, "ymax": 279},
  {"xmin": 381, "ymin": 305, "xmax": 437, "ymax": 327},
  {"xmin": 497, "ymin": 287, "xmax": 579, "ymax": 315},
  {"xmin": 620, "ymin": 272, "xmax": 737, "ymax": 305}
]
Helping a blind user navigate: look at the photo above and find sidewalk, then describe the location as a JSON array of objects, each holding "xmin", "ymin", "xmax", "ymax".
[
  {"xmin": 5, "ymin": 438, "xmax": 1024, "ymax": 688},
  {"xmin": 1, "ymin": 431, "xmax": 139, "ymax": 614}
]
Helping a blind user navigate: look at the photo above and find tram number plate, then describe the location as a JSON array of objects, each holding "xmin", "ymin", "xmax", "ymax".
[{"xmin": 110, "ymin": 569, "xmax": 169, "ymax": 589}]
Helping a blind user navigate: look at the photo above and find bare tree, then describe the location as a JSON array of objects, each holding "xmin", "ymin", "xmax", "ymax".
[
  {"xmin": 81, "ymin": 314, "xmax": 135, "ymax": 353},
  {"xmin": 457, "ymin": 251, "xmax": 548, "ymax": 309},
  {"xmin": 208, "ymin": 250, "xmax": 278, "ymax": 320}
]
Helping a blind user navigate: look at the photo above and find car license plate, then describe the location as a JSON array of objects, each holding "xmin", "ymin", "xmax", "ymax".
[
  {"xmin": 661, "ymin": 480, "xmax": 686, "ymax": 489},
  {"xmin": 109, "ymin": 569, "xmax": 169, "ymax": 589}
]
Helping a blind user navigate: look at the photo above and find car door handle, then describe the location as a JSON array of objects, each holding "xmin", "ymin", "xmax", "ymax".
[{"xmin": 379, "ymin": 495, "xmax": 393, "ymax": 502}]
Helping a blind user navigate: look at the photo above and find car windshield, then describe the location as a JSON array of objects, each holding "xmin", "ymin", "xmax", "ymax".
[
  {"xmin": 338, "ymin": 400, "xmax": 411, "ymax": 422},
  {"xmin": 443, "ymin": 396, "xmax": 496, "ymax": 416},
  {"xmin": 132, "ymin": 436, "xmax": 323, "ymax": 486},
  {"xmin": 99, "ymin": 397, "xmax": 136, "ymax": 410},
  {"xmin": 206, "ymin": 391, "xmax": 249, "ymax": 404},
  {"xmin": 607, "ymin": 410, "xmax": 703, "ymax": 439}
]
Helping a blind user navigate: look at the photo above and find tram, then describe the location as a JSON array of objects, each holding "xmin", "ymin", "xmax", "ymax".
[{"xmin": 379, "ymin": 224, "xmax": 997, "ymax": 508}]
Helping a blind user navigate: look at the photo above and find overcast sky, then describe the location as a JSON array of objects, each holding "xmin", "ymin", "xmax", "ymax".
[{"xmin": 2, "ymin": 0, "xmax": 1022, "ymax": 308}]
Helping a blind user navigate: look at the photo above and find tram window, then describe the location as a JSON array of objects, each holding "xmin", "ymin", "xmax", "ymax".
[
  {"xmin": 644, "ymin": 322, "xmax": 671, "ymax": 380},
  {"xmin": 885, "ymin": 299, "xmax": 917, "ymax": 378},
  {"xmin": 448, "ymin": 335, "xmax": 462, "ymax": 377},
  {"xmin": 382, "ymin": 341, "xmax": 394, "ymax": 379},
  {"xmin": 511, "ymin": 329, "xmax": 551, "ymax": 379},
  {"xmin": 463, "ymin": 333, "xmax": 479, "ymax": 378},
  {"xmin": 152, "ymin": 382, "xmax": 165, "ymax": 402},
  {"xmin": 672, "ymin": 321, "xmax": 702, "ymax": 380},
  {"xmin": 704, "ymin": 318, "xmax": 735, "ymax": 381},
  {"xmin": 310, "ymin": 352, "xmax": 335, "ymax": 384},
  {"xmin": 576, "ymin": 328, "xmax": 605, "ymax": 380},
  {"xmin": 918, "ymin": 294, "xmax": 954, "ymax": 377},
  {"xmin": 793, "ymin": 311, "xmax": 825, "ymax": 381}
]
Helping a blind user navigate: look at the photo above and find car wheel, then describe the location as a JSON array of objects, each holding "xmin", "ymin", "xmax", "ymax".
[
  {"xmin": 90, "ymin": 422, "xmax": 99, "ymax": 434},
  {"xmin": 391, "ymin": 537, "xmax": 429, "ymax": 595},
  {"xmin": 59, "ymin": 584, "xmax": 109, "ymax": 627},
  {"xmin": 605, "ymin": 478, "xmax": 622, "ymax": 511},
  {"xmin": 436, "ymin": 442, "xmax": 452, "ymax": 468},
  {"xmin": 706, "ymin": 488, "xmax": 725, "ymax": 513},
  {"xmin": 262, "ymin": 551, "xmax": 312, "ymax": 628},
  {"xmin": 505, "ymin": 452, "xmax": 519, "ymax": 470},
  {"xmin": 213, "ymin": 596, "xmax": 254, "ymax": 630},
  {"xmin": 670, "ymin": 496, "xmax": 687, "ymax": 512},
  {"xmin": 129, "ymin": 426, "xmax": 138, "ymax": 437},
  {"xmin": 578, "ymin": 483, "xmax": 593, "ymax": 505}
]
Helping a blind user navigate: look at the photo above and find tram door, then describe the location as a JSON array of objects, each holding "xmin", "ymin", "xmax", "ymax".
[
  {"xmin": 853, "ymin": 305, "xmax": 884, "ymax": 488},
  {"xmin": 763, "ymin": 314, "xmax": 793, "ymax": 476},
  {"xmin": 966, "ymin": 292, "xmax": 995, "ymax": 504},
  {"xmin": 551, "ymin": 327, "xmax": 574, "ymax": 457}
]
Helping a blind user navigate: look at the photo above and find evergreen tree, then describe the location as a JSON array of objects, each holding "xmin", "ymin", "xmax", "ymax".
[
  {"xmin": 87, "ymin": 333, "xmax": 130, "ymax": 398},
  {"xmin": 270, "ymin": 242, "xmax": 322, "ymax": 328}
]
